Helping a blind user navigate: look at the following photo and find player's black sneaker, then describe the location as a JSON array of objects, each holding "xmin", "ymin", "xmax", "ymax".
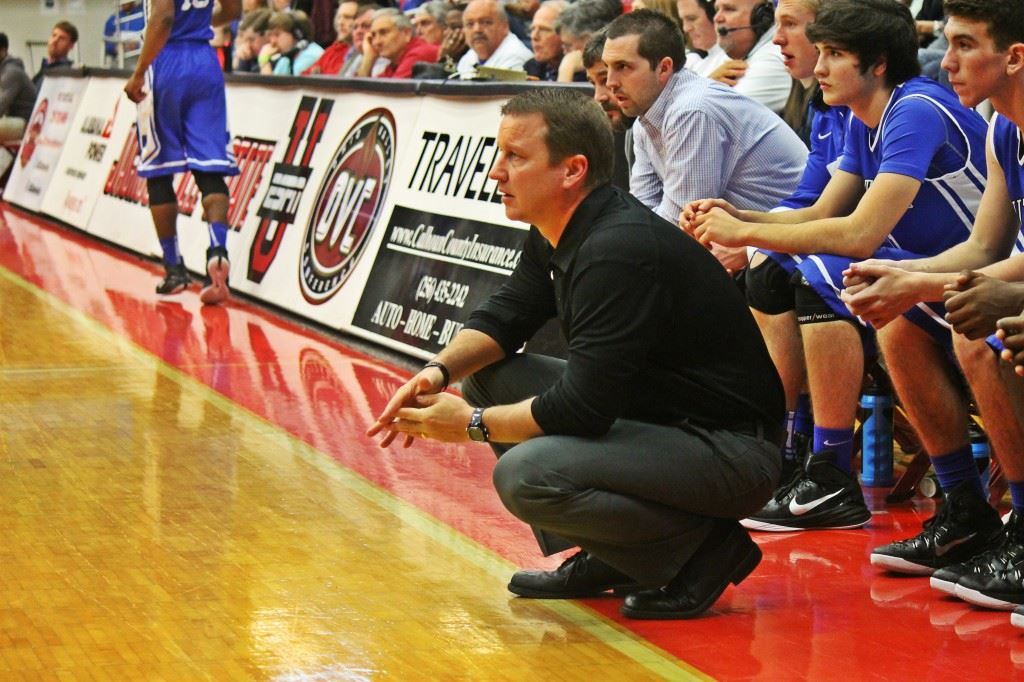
[
  {"xmin": 740, "ymin": 451, "xmax": 871, "ymax": 532},
  {"xmin": 871, "ymin": 480, "xmax": 1004, "ymax": 575},
  {"xmin": 156, "ymin": 262, "xmax": 190, "ymax": 295},
  {"xmin": 200, "ymin": 245, "xmax": 230, "ymax": 305},
  {"xmin": 930, "ymin": 511, "xmax": 1021, "ymax": 594},
  {"xmin": 955, "ymin": 564, "xmax": 1024, "ymax": 610}
]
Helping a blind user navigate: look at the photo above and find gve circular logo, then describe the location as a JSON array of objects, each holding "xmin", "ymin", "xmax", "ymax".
[{"xmin": 300, "ymin": 108, "xmax": 395, "ymax": 304}]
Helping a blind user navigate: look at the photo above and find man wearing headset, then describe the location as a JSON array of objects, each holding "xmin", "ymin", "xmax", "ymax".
[
  {"xmin": 124, "ymin": 0, "xmax": 241, "ymax": 304},
  {"xmin": 692, "ymin": 0, "xmax": 791, "ymax": 113}
]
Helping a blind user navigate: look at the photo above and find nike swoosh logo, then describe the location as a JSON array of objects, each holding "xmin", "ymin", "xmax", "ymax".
[
  {"xmin": 789, "ymin": 489, "xmax": 845, "ymax": 515},
  {"xmin": 935, "ymin": 533, "xmax": 976, "ymax": 557},
  {"xmin": 817, "ymin": 131, "xmax": 832, "ymax": 140},
  {"xmin": 822, "ymin": 439, "xmax": 849, "ymax": 448}
]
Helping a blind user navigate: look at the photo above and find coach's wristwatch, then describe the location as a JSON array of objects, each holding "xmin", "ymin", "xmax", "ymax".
[{"xmin": 467, "ymin": 407, "xmax": 490, "ymax": 443}]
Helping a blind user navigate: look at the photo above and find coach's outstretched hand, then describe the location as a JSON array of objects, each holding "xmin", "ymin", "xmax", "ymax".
[{"xmin": 366, "ymin": 364, "xmax": 449, "ymax": 448}]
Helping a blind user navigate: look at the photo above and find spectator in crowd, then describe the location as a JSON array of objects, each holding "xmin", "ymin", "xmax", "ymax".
[
  {"xmin": 583, "ymin": 29, "xmax": 633, "ymax": 136},
  {"xmin": 695, "ymin": 0, "xmax": 792, "ymax": 114},
  {"xmin": 524, "ymin": 0, "xmax": 567, "ymax": 80},
  {"xmin": 368, "ymin": 87, "xmax": 785, "ymax": 622},
  {"xmin": 633, "ymin": 0, "xmax": 683, "ymax": 30},
  {"xmin": 678, "ymin": 0, "xmax": 717, "ymax": 58},
  {"xmin": 103, "ymin": 0, "xmax": 146, "ymax": 68},
  {"xmin": 840, "ymin": 0, "xmax": 1024, "ymax": 615},
  {"xmin": 683, "ymin": 0, "xmax": 989, "ymax": 533},
  {"xmin": 304, "ymin": 0, "xmax": 359, "ymax": 74},
  {"xmin": 409, "ymin": 1, "xmax": 449, "ymax": 46},
  {"xmin": 32, "ymin": 21, "xmax": 77, "ymax": 90},
  {"xmin": 456, "ymin": 0, "xmax": 533, "ymax": 78},
  {"xmin": 243, "ymin": 0, "xmax": 270, "ymax": 10},
  {"xmin": 0, "ymin": 33, "xmax": 37, "ymax": 144},
  {"xmin": 694, "ymin": 0, "xmax": 848, "ymax": 480},
  {"xmin": 235, "ymin": 8, "xmax": 273, "ymax": 72},
  {"xmin": 259, "ymin": 10, "xmax": 325, "ymax": 74},
  {"xmin": 583, "ymin": 28, "xmax": 635, "ymax": 189},
  {"xmin": 557, "ymin": 0, "xmax": 622, "ymax": 82},
  {"xmin": 439, "ymin": 6, "xmax": 469, "ymax": 65},
  {"xmin": 602, "ymin": 9, "xmax": 806, "ymax": 268},
  {"xmin": 338, "ymin": 3, "xmax": 389, "ymax": 77},
  {"xmin": 361, "ymin": 8, "xmax": 440, "ymax": 77}
]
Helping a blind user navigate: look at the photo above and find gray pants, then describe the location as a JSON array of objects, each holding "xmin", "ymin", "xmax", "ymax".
[{"xmin": 463, "ymin": 354, "xmax": 781, "ymax": 587}]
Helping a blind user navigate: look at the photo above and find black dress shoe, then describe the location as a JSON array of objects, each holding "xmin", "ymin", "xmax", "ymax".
[
  {"xmin": 620, "ymin": 520, "xmax": 762, "ymax": 619},
  {"xmin": 508, "ymin": 551, "xmax": 639, "ymax": 598}
]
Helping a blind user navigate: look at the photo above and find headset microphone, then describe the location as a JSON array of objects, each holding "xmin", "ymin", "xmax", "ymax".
[{"xmin": 717, "ymin": 25, "xmax": 754, "ymax": 36}]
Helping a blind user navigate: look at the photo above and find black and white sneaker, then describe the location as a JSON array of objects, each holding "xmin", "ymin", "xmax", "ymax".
[
  {"xmin": 930, "ymin": 511, "xmax": 1021, "ymax": 594},
  {"xmin": 156, "ymin": 262, "xmax": 190, "ymax": 295},
  {"xmin": 1012, "ymin": 605, "xmax": 1024, "ymax": 629},
  {"xmin": 741, "ymin": 451, "xmax": 871, "ymax": 532},
  {"xmin": 955, "ymin": 565, "xmax": 1024, "ymax": 610},
  {"xmin": 871, "ymin": 480, "xmax": 1004, "ymax": 575}
]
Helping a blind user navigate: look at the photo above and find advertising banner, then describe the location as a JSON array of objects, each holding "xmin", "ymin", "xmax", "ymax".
[
  {"xmin": 3, "ymin": 75, "xmax": 88, "ymax": 212},
  {"xmin": 40, "ymin": 76, "xmax": 135, "ymax": 232},
  {"xmin": 19, "ymin": 73, "xmax": 556, "ymax": 362},
  {"xmin": 345, "ymin": 96, "xmax": 528, "ymax": 358}
]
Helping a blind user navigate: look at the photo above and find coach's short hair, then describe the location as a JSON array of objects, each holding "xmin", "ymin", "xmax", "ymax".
[
  {"xmin": 805, "ymin": 0, "xmax": 919, "ymax": 87},
  {"xmin": 605, "ymin": 9, "xmax": 686, "ymax": 73},
  {"xmin": 500, "ymin": 88, "xmax": 613, "ymax": 190},
  {"xmin": 944, "ymin": 0, "xmax": 1024, "ymax": 51}
]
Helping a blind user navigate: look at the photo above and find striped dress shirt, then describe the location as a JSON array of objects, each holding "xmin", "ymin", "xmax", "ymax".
[{"xmin": 630, "ymin": 69, "xmax": 808, "ymax": 225}]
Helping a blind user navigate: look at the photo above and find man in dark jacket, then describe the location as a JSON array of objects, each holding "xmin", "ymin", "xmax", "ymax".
[{"xmin": 0, "ymin": 33, "xmax": 37, "ymax": 144}]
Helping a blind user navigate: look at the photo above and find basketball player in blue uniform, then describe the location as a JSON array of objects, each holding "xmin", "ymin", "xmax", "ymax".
[
  {"xmin": 683, "ymin": 0, "xmax": 989, "ymax": 533},
  {"xmin": 689, "ymin": 0, "xmax": 851, "ymax": 481},
  {"xmin": 842, "ymin": 0, "xmax": 1024, "ymax": 621},
  {"xmin": 124, "ymin": 0, "xmax": 242, "ymax": 304}
]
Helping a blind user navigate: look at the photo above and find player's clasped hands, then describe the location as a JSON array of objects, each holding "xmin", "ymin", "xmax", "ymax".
[{"xmin": 679, "ymin": 198, "xmax": 745, "ymax": 248}]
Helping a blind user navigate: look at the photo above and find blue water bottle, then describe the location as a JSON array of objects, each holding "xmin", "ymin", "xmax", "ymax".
[
  {"xmin": 969, "ymin": 421, "xmax": 990, "ymax": 490},
  {"xmin": 861, "ymin": 382, "xmax": 894, "ymax": 487}
]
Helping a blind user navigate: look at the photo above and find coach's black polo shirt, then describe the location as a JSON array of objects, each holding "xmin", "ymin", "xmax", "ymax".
[{"xmin": 465, "ymin": 183, "xmax": 783, "ymax": 437}]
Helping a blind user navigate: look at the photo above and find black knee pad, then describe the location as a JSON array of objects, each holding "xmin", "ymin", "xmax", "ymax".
[
  {"xmin": 745, "ymin": 257, "xmax": 797, "ymax": 314},
  {"xmin": 193, "ymin": 170, "xmax": 228, "ymax": 198},
  {"xmin": 146, "ymin": 175, "xmax": 176, "ymax": 205},
  {"xmin": 794, "ymin": 276, "xmax": 858, "ymax": 328}
]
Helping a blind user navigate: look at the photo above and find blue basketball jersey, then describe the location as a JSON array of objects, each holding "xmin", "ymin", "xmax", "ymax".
[
  {"xmin": 135, "ymin": 1, "xmax": 235, "ymax": 178},
  {"xmin": 797, "ymin": 77, "xmax": 988, "ymax": 340},
  {"xmin": 145, "ymin": 0, "xmax": 215, "ymax": 44},
  {"xmin": 779, "ymin": 103, "xmax": 850, "ymax": 211},
  {"xmin": 837, "ymin": 77, "xmax": 988, "ymax": 256},
  {"xmin": 991, "ymin": 113, "xmax": 1024, "ymax": 252}
]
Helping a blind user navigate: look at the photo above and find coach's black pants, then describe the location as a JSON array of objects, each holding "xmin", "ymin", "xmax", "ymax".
[{"xmin": 462, "ymin": 354, "xmax": 781, "ymax": 587}]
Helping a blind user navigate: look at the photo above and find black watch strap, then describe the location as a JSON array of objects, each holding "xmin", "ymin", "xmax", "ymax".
[
  {"xmin": 423, "ymin": 360, "xmax": 450, "ymax": 389},
  {"xmin": 467, "ymin": 407, "xmax": 490, "ymax": 442}
]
